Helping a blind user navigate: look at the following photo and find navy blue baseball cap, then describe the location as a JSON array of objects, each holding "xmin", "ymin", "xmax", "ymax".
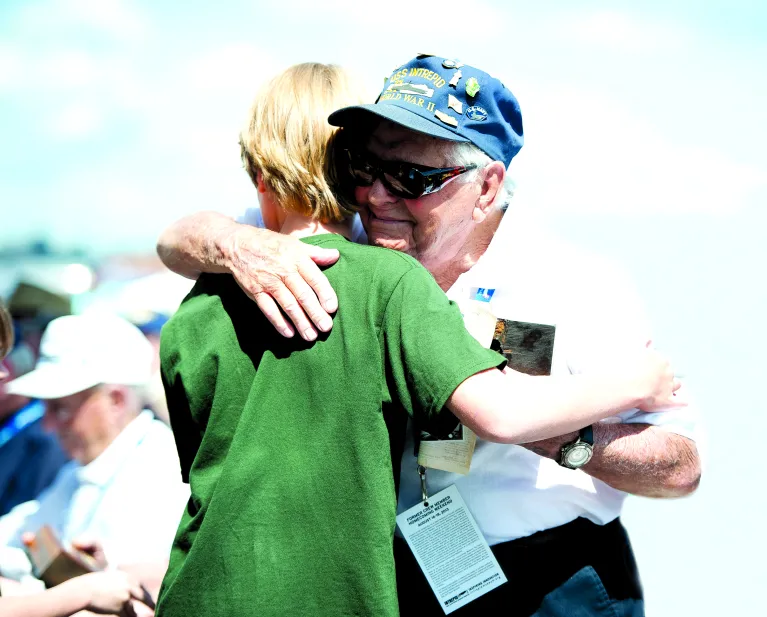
[{"xmin": 329, "ymin": 55, "xmax": 524, "ymax": 168}]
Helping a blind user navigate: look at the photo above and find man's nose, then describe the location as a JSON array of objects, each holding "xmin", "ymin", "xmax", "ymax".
[{"xmin": 367, "ymin": 178, "xmax": 398, "ymax": 207}]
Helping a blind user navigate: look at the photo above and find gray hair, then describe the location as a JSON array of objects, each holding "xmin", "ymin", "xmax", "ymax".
[{"xmin": 445, "ymin": 142, "xmax": 515, "ymax": 211}]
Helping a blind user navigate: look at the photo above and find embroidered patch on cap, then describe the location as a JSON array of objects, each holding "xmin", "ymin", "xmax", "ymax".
[
  {"xmin": 386, "ymin": 82, "xmax": 435, "ymax": 98},
  {"xmin": 466, "ymin": 106, "xmax": 488, "ymax": 121}
]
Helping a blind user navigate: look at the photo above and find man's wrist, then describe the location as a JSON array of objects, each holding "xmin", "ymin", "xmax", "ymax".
[
  {"xmin": 524, "ymin": 430, "xmax": 578, "ymax": 460},
  {"xmin": 213, "ymin": 220, "xmax": 244, "ymax": 274}
]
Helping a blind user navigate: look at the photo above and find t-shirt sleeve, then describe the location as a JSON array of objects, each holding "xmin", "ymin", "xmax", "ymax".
[
  {"xmin": 382, "ymin": 266, "xmax": 505, "ymax": 434},
  {"xmin": 160, "ymin": 280, "xmax": 223, "ymax": 483}
]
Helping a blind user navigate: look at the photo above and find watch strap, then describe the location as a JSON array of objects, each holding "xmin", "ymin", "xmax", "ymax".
[{"xmin": 579, "ymin": 424, "xmax": 594, "ymax": 446}]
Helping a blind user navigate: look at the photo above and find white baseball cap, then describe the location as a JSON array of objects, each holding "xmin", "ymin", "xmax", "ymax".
[{"xmin": 6, "ymin": 313, "xmax": 154, "ymax": 400}]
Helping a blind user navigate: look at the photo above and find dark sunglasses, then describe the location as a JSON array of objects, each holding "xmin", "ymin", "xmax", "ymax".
[{"xmin": 344, "ymin": 148, "xmax": 477, "ymax": 199}]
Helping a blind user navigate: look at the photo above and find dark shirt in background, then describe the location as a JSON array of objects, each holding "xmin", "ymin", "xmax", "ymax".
[{"xmin": 0, "ymin": 400, "xmax": 69, "ymax": 516}]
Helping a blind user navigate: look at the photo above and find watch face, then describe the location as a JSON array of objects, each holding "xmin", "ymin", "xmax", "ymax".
[{"xmin": 564, "ymin": 444, "xmax": 593, "ymax": 468}]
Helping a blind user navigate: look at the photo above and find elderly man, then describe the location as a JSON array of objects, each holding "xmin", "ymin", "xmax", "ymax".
[
  {"xmin": 0, "ymin": 334, "xmax": 69, "ymax": 517},
  {"xmin": 0, "ymin": 313, "xmax": 189, "ymax": 602},
  {"xmin": 156, "ymin": 55, "xmax": 701, "ymax": 616}
]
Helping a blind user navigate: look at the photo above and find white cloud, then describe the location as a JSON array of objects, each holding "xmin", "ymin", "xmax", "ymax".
[
  {"xmin": 49, "ymin": 101, "xmax": 105, "ymax": 138},
  {"xmin": 553, "ymin": 10, "xmax": 693, "ymax": 54},
  {"xmin": 39, "ymin": 50, "xmax": 100, "ymax": 89},
  {"xmin": 512, "ymin": 85, "xmax": 765, "ymax": 215},
  {"xmin": 0, "ymin": 50, "xmax": 23, "ymax": 92},
  {"xmin": 17, "ymin": 0, "xmax": 148, "ymax": 42}
]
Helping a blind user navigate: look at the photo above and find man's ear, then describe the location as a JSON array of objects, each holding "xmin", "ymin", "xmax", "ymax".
[
  {"xmin": 256, "ymin": 170, "xmax": 267, "ymax": 194},
  {"xmin": 103, "ymin": 384, "xmax": 132, "ymax": 417},
  {"xmin": 473, "ymin": 161, "xmax": 505, "ymax": 223}
]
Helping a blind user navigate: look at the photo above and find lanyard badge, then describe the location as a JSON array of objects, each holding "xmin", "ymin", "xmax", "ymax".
[{"xmin": 397, "ymin": 478, "xmax": 507, "ymax": 613}]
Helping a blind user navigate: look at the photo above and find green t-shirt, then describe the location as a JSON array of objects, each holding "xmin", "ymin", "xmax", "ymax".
[{"xmin": 156, "ymin": 234, "xmax": 504, "ymax": 617}]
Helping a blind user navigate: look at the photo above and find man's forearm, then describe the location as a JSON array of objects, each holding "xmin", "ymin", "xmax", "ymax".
[
  {"xmin": 524, "ymin": 423, "xmax": 701, "ymax": 498},
  {"xmin": 156, "ymin": 211, "xmax": 242, "ymax": 279}
]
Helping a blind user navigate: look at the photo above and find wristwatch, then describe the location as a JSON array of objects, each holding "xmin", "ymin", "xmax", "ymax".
[{"xmin": 559, "ymin": 425, "xmax": 594, "ymax": 469}]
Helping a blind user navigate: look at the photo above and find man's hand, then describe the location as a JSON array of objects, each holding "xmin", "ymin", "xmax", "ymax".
[
  {"xmin": 156, "ymin": 212, "xmax": 341, "ymax": 341},
  {"xmin": 223, "ymin": 225, "xmax": 339, "ymax": 341},
  {"xmin": 77, "ymin": 571, "xmax": 144, "ymax": 615},
  {"xmin": 71, "ymin": 537, "xmax": 109, "ymax": 570},
  {"xmin": 619, "ymin": 342, "xmax": 683, "ymax": 412}
]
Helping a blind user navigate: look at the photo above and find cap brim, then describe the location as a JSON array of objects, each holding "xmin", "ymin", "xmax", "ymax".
[
  {"xmin": 329, "ymin": 104, "xmax": 470, "ymax": 143},
  {"xmin": 6, "ymin": 363, "xmax": 100, "ymax": 400}
]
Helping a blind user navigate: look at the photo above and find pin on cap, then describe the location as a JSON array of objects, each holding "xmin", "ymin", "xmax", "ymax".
[
  {"xmin": 434, "ymin": 109, "xmax": 458, "ymax": 127},
  {"xmin": 448, "ymin": 94, "xmax": 463, "ymax": 114},
  {"xmin": 442, "ymin": 59, "xmax": 464, "ymax": 69},
  {"xmin": 465, "ymin": 77, "xmax": 480, "ymax": 98},
  {"xmin": 449, "ymin": 70, "xmax": 462, "ymax": 88}
]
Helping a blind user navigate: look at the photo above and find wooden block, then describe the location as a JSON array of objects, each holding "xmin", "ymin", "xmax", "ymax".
[{"xmin": 24, "ymin": 525, "xmax": 100, "ymax": 588}]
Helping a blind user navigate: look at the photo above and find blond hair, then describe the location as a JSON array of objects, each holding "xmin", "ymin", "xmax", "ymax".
[
  {"xmin": 0, "ymin": 302, "xmax": 13, "ymax": 362},
  {"xmin": 240, "ymin": 63, "xmax": 367, "ymax": 223}
]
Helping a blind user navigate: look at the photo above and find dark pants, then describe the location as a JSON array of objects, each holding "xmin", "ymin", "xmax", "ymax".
[{"xmin": 395, "ymin": 517, "xmax": 644, "ymax": 617}]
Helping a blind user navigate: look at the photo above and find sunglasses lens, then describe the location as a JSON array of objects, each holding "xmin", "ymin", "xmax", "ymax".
[
  {"xmin": 382, "ymin": 171, "xmax": 420, "ymax": 199},
  {"xmin": 347, "ymin": 154, "xmax": 375, "ymax": 186},
  {"xmin": 349, "ymin": 165, "xmax": 374, "ymax": 186}
]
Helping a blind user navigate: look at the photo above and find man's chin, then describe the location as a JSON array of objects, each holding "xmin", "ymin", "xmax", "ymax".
[
  {"xmin": 368, "ymin": 233, "xmax": 415, "ymax": 256},
  {"xmin": 365, "ymin": 220, "xmax": 416, "ymax": 256}
]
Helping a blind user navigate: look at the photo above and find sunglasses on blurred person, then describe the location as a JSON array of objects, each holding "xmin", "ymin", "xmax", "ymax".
[{"xmin": 344, "ymin": 148, "xmax": 477, "ymax": 200}]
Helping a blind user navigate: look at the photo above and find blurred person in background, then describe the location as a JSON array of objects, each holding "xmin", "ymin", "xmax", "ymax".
[
  {"xmin": 158, "ymin": 54, "xmax": 701, "ymax": 616},
  {"xmin": 0, "ymin": 304, "xmax": 147, "ymax": 617},
  {"xmin": 0, "ymin": 312, "xmax": 188, "ymax": 607},
  {"xmin": 136, "ymin": 314, "xmax": 171, "ymax": 425},
  {"xmin": 0, "ymin": 327, "xmax": 69, "ymax": 517}
]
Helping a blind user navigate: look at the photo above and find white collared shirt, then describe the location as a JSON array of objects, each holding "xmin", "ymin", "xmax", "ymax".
[
  {"xmin": 0, "ymin": 410, "xmax": 189, "ymax": 580},
  {"xmin": 396, "ymin": 212, "xmax": 701, "ymax": 545}
]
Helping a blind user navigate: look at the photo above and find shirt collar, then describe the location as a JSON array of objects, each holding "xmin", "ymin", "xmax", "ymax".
[{"xmin": 76, "ymin": 410, "xmax": 154, "ymax": 486}]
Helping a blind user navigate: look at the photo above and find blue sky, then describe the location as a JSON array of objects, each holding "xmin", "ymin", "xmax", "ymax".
[
  {"xmin": 1, "ymin": 1, "xmax": 765, "ymax": 613},
  {"xmin": 1, "ymin": 0, "xmax": 765, "ymax": 251}
]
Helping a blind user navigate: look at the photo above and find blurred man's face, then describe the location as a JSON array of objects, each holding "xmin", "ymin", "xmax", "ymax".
[
  {"xmin": 354, "ymin": 121, "xmax": 483, "ymax": 276},
  {"xmin": 42, "ymin": 386, "xmax": 115, "ymax": 464}
]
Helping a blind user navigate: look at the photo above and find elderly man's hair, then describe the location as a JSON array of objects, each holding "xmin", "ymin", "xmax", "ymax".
[
  {"xmin": 447, "ymin": 142, "xmax": 515, "ymax": 210},
  {"xmin": 0, "ymin": 302, "xmax": 13, "ymax": 362}
]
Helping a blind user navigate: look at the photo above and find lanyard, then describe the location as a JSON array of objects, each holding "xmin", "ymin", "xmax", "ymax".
[
  {"xmin": 0, "ymin": 400, "xmax": 45, "ymax": 450},
  {"xmin": 417, "ymin": 465, "xmax": 429, "ymax": 505}
]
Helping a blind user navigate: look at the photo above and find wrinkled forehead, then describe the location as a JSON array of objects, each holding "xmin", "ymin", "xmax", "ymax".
[{"xmin": 367, "ymin": 120, "xmax": 452, "ymax": 166}]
